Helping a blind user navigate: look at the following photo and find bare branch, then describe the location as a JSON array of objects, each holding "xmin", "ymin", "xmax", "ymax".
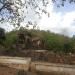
[{"xmin": 0, "ymin": 0, "xmax": 75, "ymax": 26}]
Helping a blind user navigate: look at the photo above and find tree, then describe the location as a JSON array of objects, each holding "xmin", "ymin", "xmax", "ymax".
[
  {"xmin": 0, "ymin": 0, "xmax": 49, "ymax": 26},
  {"xmin": 0, "ymin": 27, "xmax": 6, "ymax": 45},
  {"xmin": 0, "ymin": 0, "xmax": 74, "ymax": 27}
]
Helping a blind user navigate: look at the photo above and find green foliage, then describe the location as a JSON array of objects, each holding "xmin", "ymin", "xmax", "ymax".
[
  {"xmin": 4, "ymin": 30, "xmax": 18, "ymax": 46},
  {"xmin": 40, "ymin": 30, "xmax": 74, "ymax": 53},
  {"xmin": 2, "ymin": 28, "xmax": 75, "ymax": 54}
]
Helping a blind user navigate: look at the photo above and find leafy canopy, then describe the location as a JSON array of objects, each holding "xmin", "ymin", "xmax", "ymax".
[{"xmin": 0, "ymin": 0, "xmax": 75, "ymax": 26}]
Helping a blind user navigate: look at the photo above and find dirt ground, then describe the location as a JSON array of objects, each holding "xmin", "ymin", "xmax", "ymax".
[
  {"xmin": 0, "ymin": 64, "xmax": 73, "ymax": 75},
  {"xmin": 0, "ymin": 50, "xmax": 75, "ymax": 75},
  {"xmin": 0, "ymin": 64, "xmax": 18, "ymax": 75}
]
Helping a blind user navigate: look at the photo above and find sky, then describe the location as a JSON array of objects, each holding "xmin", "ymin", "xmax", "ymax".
[
  {"xmin": 38, "ymin": 1, "xmax": 75, "ymax": 37},
  {"xmin": 0, "ymin": 0, "xmax": 75, "ymax": 37}
]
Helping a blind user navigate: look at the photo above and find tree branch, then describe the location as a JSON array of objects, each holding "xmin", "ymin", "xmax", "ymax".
[{"xmin": 0, "ymin": 2, "xmax": 13, "ymax": 12}]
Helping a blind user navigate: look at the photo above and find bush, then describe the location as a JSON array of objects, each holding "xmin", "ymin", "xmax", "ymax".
[{"xmin": 4, "ymin": 30, "xmax": 18, "ymax": 47}]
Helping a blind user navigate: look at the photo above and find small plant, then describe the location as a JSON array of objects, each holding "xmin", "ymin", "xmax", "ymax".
[{"xmin": 17, "ymin": 70, "xmax": 27, "ymax": 75}]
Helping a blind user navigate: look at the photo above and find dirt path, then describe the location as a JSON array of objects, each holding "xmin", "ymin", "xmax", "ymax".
[{"xmin": 0, "ymin": 56, "xmax": 75, "ymax": 75}]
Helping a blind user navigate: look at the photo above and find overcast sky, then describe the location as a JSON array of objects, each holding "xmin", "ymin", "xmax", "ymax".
[
  {"xmin": 38, "ymin": 1, "xmax": 75, "ymax": 37},
  {"xmin": 0, "ymin": 0, "xmax": 75, "ymax": 37}
]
